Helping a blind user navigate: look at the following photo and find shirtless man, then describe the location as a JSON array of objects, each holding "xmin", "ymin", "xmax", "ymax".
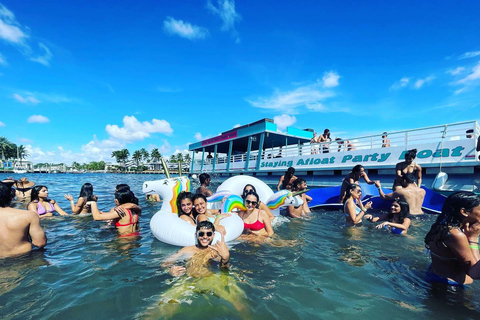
[
  {"xmin": 376, "ymin": 173, "xmax": 426, "ymax": 215},
  {"xmin": 163, "ymin": 221, "xmax": 229, "ymax": 277},
  {"xmin": 0, "ymin": 183, "xmax": 46, "ymax": 258},
  {"xmin": 195, "ymin": 173, "xmax": 213, "ymax": 197}
]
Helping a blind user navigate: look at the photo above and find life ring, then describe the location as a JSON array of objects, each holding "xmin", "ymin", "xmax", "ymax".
[{"xmin": 143, "ymin": 177, "xmax": 244, "ymax": 247}]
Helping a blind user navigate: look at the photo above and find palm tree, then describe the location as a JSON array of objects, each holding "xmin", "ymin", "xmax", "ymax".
[
  {"xmin": 184, "ymin": 154, "xmax": 192, "ymax": 165},
  {"xmin": 169, "ymin": 154, "xmax": 177, "ymax": 163},
  {"xmin": 176, "ymin": 153, "xmax": 184, "ymax": 163},
  {"xmin": 150, "ymin": 148, "xmax": 161, "ymax": 163},
  {"xmin": 132, "ymin": 150, "xmax": 142, "ymax": 167},
  {"xmin": 18, "ymin": 145, "xmax": 29, "ymax": 166},
  {"xmin": 140, "ymin": 148, "xmax": 149, "ymax": 163},
  {"xmin": 0, "ymin": 137, "xmax": 13, "ymax": 162},
  {"xmin": 119, "ymin": 149, "xmax": 130, "ymax": 169}
]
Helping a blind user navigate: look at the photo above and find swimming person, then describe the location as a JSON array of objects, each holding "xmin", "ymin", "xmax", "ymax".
[
  {"xmin": 89, "ymin": 189, "xmax": 141, "ymax": 237},
  {"xmin": 196, "ymin": 173, "xmax": 213, "ymax": 197},
  {"xmin": 292, "ymin": 178, "xmax": 312, "ymax": 215},
  {"xmin": 242, "ymin": 184, "xmax": 274, "ymax": 221},
  {"xmin": 116, "ymin": 184, "xmax": 140, "ymax": 205},
  {"xmin": 193, "ymin": 194, "xmax": 228, "ymax": 236},
  {"xmin": 28, "ymin": 185, "xmax": 68, "ymax": 217},
  {"xmin": 0, "ymin": 182, "xmax": 46, "ymax": 258},
  {"xmin": 343, "ymin": 184, "xmax": 372, "ymax": 227},
  {"xmin": 64, "ymin": 182, "xmax": 98, "ymax": 214},
  {"xmin": 424, "ymin": 191, "xmax": 480, "ymax": 285},
  {"xmin": 364, "ymin": 199, "xmax": 411, "ymax": 234},
  {"xmin": 277, "ymin": 167, "xmax": 298, "ymax": 191},
  {"xmin": 146, "ymin": 193, "xmax": 161, "ymax": 202},
  {"xmin": 13, "ymin": 177, "xmax": 35, "ymax": 206},
  {"xmin": 376, "ymin": 174, "xmax": 425, "ymax": 215},
  {"xmin": 393, "ymin": 149, "xmax": 422, "ymax": 190},
  {"xmin": 238, "ymin": 190, "xmax": 274, "ymax": 237},
  {"xmin": 177, "ymin": 192, "xmax": 196, "ymax": 226},
  {"xmin": 338, "ymin": 165, "xmax": 378, "ymax": 203}
]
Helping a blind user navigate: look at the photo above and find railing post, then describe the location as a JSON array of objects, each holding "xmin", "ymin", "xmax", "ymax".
[
  {"xmin": 200, "ymin": 147, "xmax": 205, "ymax": 172},
  {"xmin": 245, "ymin": 136, "xmax": 252, "ymax": 171},
  {"xmin": 212, "ymin": 144, "xmax": 217, "ymax": 173},
  {"xmin": 226, "ymin": 140, "xmax": 233, "ymax": 173},
  {"xmin": 190, "ymin": 151, "xmax": 195, "ymax": 173},
  {"xmin": 255, "ymin": 133, "xmax": 265, "ymax": 171}
]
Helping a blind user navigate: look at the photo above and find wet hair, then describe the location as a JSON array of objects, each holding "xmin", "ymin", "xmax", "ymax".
[
  {"xmin": 115, "ymin": 184, "xmax": 138, "ymax": 205},
  {"xmin": 192, "ymin": 194, "xmax": 208, "ymax": 217},
  {"xmin": 242, "ymin": 184, "xmax": 257, "ymax": 199},
  {"xmin": 244, "ymin": 190, "xmax": 260, "ymax": 208},
  {"xmin": 30, "ymin": 185, "xmax": 51, "ymax": 203},
  {"xmin": 343, "ymin": 183, "xmax": 360, "ymax": 204},
  {"xmin": 425, "ymin": 192, "xmax": 480, "ymax": 248},
  {"xmin": 114, "ymin": 189, "xmax": 135, "ymax": 205},
  {"xmin": 352, "ymin": 165, "xmax": 364, "ymax": 174},
  {"xmin": 402, "ymin": 173, "xmax": 416, "ymax": 184},
  {"xmin": 282, "ymin": 167, "xmax": 296, "ymax": 189},
  {"xmin": 199, "ymin": 173, "xmax": 210, "ymax": 184},
  {"xmin": 0, "ymin": 183, "xmax": 13, "ymax": 207},
  {"xmin": 79, "ymin": 183, "xmax": 95, "ymax": 201},
  {"xmin": 388, "ymin": 199, "xmax": 410, "ymax": 224},
  {"xmin": 292, "ymin": 178, "xmax": 306, "ymax": 191},
  {"xmin": 196, "ymin": 220, "xmax": 215, "ymax": 232},
  {"xmin": 405, "ymin": 149, "xmax": 417, "ymax": 160},
  {"xmin": 116, "ymin": 184, "xmax": 130, "ymax": 191},
  {"xmin": 177, "ymin": 191, "xmax": 195, "ymax": 216}
]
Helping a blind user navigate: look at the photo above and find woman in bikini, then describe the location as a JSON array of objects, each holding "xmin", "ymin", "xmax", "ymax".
[
  {"xmin": 242, "ymin": 184, "xmax": 275, "ymax": 221},
  {"xmin": 28, "ymin": 185, "xmax": 68, "ymax": 217},
  {"xmin": 89, "ymin": 188, "xmax": 141, "ymax": 237},
  {"xmin": 277, "ymin": 167, "xmax": 297, "ymax": 191},
  {"xmin": 424, "ymin": 192, "xmax": 480, "ymax": 285},
  {"xmin": 177, "ymin": 192, "xmax": 196, "ymax": 226},
  {"xmin": 365, "ymin": 199, "xmax": 411, "ymax": 234},
  {"xmin": 338, "ymin": 165, "xmax": 378, "ymax": 203},
  {"xmin": 64, "ymin": 182, "xmax": 98, "ymax": 214},
  {"xmin": 238, "ymin": 191, "xmax": 274, "ymax": 237},
  {"xmin": 343, "ymin": 183, "xmax": 372, "ymax": 227},
  {"xmin": 393, "ymin": 149, "xmax": 422, "ymax": 190}
]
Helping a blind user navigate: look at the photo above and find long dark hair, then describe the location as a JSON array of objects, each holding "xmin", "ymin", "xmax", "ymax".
[
  {"xmin": 79, "ymin": 183, "xmax": 95, "ymax": 201},
  {"xmin": 242, "ymin": 184, "xmax": 257, "ymax": 199},
  {"xmin": 115, "ymin": 184, "xmax": 139, "ymax": 205},
  {"xmin": 192, "ymin": 193, "xmax": 208, "ymax": 218},
  {"xmin": 405, "ymin": 149, "xmax": 417, "ymax": 160},
  {"xmin": 343, "ymin": 183, "xmax": 359, "ymax": 205},
  {"xmin": 114, "ymin": 189, "xmax": 135, "ymax": 205},
  {"xmin": 177, "ymin": 191, "xmax": 195, "ymax": 217},
  {"xmin": 30, "ymin": 185, "xmax": 51, "ymax": 203},
  {"xmin": 0, "ymin": 183, "xmax": 13, "ymax": 207},
  {"xmin": 292, "ymin": 178, "xmax": 306, "ymax": 192},
  {"xmin": 425, "ymin": 192, "xmax": 480, "ymax": 248},
  {"xmin": 282, "ymin": 167, "xmax": 295, "ymax": 189},
  {"xmin": 352, "ymin": 165, "xmax": 364, "ymax": 178},
  {"xmin": 388, "ymin": 199, "xmax": 410, "ymax": 224}
]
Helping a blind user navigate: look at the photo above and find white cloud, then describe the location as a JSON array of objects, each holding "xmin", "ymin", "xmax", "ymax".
[
  {"xmin": 390, "ymin": 77, "xmax": 411, "ymax": 90},
  {"xmin": 105, "ymin": 115, "xmax": 173, "ymax": 142},
  {"xmin": 458, "ymin": 51, "xmax": 480, "ymax": 60},
  {"xmin": 233, "ymin": 123, "xmax": 241, "ymax": 128},
  {"xmin": 447, "ymin": 67, "xmax": 465, "ymax": 75},
  {"xmin": 0, "ymin": 52, "xmax": 6, "ymax": 65},
  {"xmin": 322, "ymin": 71, "xmax": 340, "ymax": 88},
  {"xmin": 13, "ymin": 93, "xmax": 40, "ymax": 104},
  {"xmin": 81, "ymin": 135, "xmax": 125, "ymax": 162},
  {"xmin": 274, "ymin": 114, "xmax": 296, "ymax": 131},
  {"xmin": 0, "ymin": 4, "xmax": 28, "ymax": 45},
  {"xmin": 207, "ymin": 0, "xmax": 241, "ymax": 43},
  {"xmin": 29, "ymin": 43, "xmax": 52, "ymax": 66},
  {"xmin": 413, "ymin": 76, "xmax": 435, "ymax": 89},
  {"xmin": 0, "ymin": 121, "xmax": 5, "ymax": 127},
  {"xmin": 27, "ymin": 115, "xmax": 49, "ymax": 123},
  {"xmin": 246, "ymin": 80, "xmax": 335, "ymax": 114},
  {"xmin": 457, "ymin": 61, "xmax": 480, "ymax": 84},
  {"xmin": 163, "ymin": 17, "xmax": 208, "ymax": 40},
  {"xmin": 194, "ymin": 132, "xmax": 203, "ymax": 141}
]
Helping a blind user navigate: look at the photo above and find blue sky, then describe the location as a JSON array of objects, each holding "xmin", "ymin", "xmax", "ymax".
[{"xmin": 0, "ymin": 0, "xmax": 479, "ymax": 164}]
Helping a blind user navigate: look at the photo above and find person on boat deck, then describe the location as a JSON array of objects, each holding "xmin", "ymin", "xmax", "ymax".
[
  {"xmin": 424, "ymin": 192, "xmax": 480, "ymax": 285},
  {"xmin": 196, "ymin": 173, "xmax": 213, "ymax": 197},
  {"xmin": 242, "ymin": 184, "xmax": 275, "ymax": 221},
  {"xmin": 64, "ymin": 182, "xmax": 98, "ymax": 214},
  {"xmin": 318, "ymin": 129, "xmax": 331, "ymax": 153},
  {"xmin": 344, "ymin": 139, "xmax": 355, "ymax": 151},
  {"xmin": 335, "ymin": 138, "xmax": 344, "ymax": 152},
  {"xmin": 238, "ymin": 190, "xmax": 274, "ymax": 236},
  {"xmin": 177, "ymin": 191, "xmax": 196, "ymax": 226},
  {"xmin": 310, "ymin": 132, "xmax": 319, "ymax": 154},
  {"xmin": 343, "ymin": 183, "xmax": 372, "ymax": 227},
  {"xmin": 146, "ymin": 193, "xmax": 161, "ymax": 202},
  {"xmin": 28, "ymin": 185, "xmax": 68, "ymax": 217},
  {"xmin": 89, "ymin": 189, "xmax": 141, "ymax": 237},
  {"xmin": 277, "ymin": 167, "xmax": 298, "ymax": 191},
  {"xmin": 393, "ymin": 148, "xmax": 422, "ymax": 190},
  {"xmin": 381, "ymin": 132, "xmax": 391, "ymax": 148},
  {"xmin": 376, "ymin": 173, "xmax": 425, "ymax": 215},
  {"xmin": 163, "ymin": 221, "xmax": 230, "ymax": 277},
  {"xmin": 13, "ymin": 177, "xmax": 35, "ymax": 205},
  {"xmin": 338, "ymin": 165, "xmax": 378, "ymax": 203},
  {"xmin": 193, "ymin": 194, "xmax": 229, "ymax": 236},
  {"xmin": 0, "ymin": 182, "xmax": 46, "ymax": 258},
  {"xmin": 365, "ymin": 199, "xmax": 411, "ymax": 234},
  {"xmin": 286, "ymin": 178, "xmax": 312, "ymax": 219}
]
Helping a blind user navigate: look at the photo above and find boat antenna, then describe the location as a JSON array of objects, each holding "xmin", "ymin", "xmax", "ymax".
[{"xmin": 178, "ymin": 161, "xmax": 182, "ymax": 177}]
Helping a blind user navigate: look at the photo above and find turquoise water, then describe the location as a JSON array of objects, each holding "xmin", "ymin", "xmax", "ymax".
[{"xmin": 1, "ymin": 173, "xmax": 480, "ymax": 320}]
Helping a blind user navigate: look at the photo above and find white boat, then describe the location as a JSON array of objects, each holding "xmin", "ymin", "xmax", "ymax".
[{"xmin": 13, "ymin": 167, "xmax": 27, "ymax": 174}]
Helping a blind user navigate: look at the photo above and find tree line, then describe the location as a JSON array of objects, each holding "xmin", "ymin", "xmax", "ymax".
[
  {"xmin": 111, "ymin": 147, "xmax": 191, "ymax": 169},
  {"xmin": 0, "ymin": 136, "xmax": 29, "ymax": 164}
]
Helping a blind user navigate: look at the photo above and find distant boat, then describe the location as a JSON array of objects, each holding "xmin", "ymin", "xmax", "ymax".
[{"xmin": 13, "ymin": 167, "xmax": 27, "ymax": 174}]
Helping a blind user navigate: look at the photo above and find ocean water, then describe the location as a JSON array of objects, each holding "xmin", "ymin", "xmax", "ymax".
[{"xmin": 1, "ymin": 173, "xmax": 479, "ymax": 320}]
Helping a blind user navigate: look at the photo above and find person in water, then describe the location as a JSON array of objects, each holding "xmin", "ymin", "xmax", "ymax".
[
  {"xmin": 146, "ymin": 193, "xmax": 161, "ymax": 202},
  {"xmin": 242, "ymin": 184, "xmax": 274, "ymax": 221},
  {"xmin": 28, "ymin": 185, "xmax": 68, "ymax": 217},
  {"xmin": 338, "ymin": 165, "xmax": 378, "ymax": 203},
  {"xmin": 196, "ymin": 173, "xmax": 213, "ymax": 197},
  {"xmin": 364, "ymin": 199, "xmax": 411, "ymax": 234},
  {"xmin": 376, "ymin": 173, "xmax": 425, "ymax": 215},
  {"xmin": 13, "ymin": 177, "xmax": 35, "ymax": 205},
  {"xmin": 64, "ymin": 182, "xmax": 98, "ymax": 214},
  {"xmin": 0, "ymin": 182, "xmax": 46, "ymax": 258},
  {"xmin": 277, "ymin": 166, "xmax": 298, "ymax": 191},
  {"xmin": 89, "ymin": 188, "xmax": 141, "ymax": 237},
  {"xmin": 343, "ymin": 183, "xmax": 372, "ymax": 227},
  {"xmin": 424, "ymin": 191, "xmax": 480, "ymax": 285},
  {"xmin": 177, "ymin": 191, "xmax": 196, "ymax": 226},
  {"xmin": 238, "ymin": 190, "xmax": 274, "ymax": 237},
  {"xmin": 193, "ymin": 194, "xmax": 228, "ymax": 236},
  {"xmin": 393, "ymin": 149, "xmax": 422, "ymax": 190},
  {"xmin": 286, "ymin": 178, "xmax": 312, "ymax": 219}
]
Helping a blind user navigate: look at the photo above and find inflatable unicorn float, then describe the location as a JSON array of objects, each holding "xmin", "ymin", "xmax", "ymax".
[{"xmin": 142, "ymin": 175, "xmax": 302, "ymax": 247}]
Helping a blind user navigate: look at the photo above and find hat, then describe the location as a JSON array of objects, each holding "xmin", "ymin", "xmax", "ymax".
[
  {"xmin": 13, "ymin": 177, "xmax": 35, "ymax": 189},
  {"xmin": 1, "ymin": 178, "xmax": 15, "ymax": 188}
]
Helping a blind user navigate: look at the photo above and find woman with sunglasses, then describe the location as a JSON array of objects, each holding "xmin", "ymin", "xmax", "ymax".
[
  {"xmin": 242, "ymin": 184, "xmax": 275, "ymax": 221},
  {"xmin": 239, "ymin": 191, "xmax": 274, "ymax": 236},
  {"xmin": 364, "ymin": 199, "xmax": 411, "ymax": 234},
  {"xmin": 343, "ymin": 184, "xmax": 372, "ymax": 227}
]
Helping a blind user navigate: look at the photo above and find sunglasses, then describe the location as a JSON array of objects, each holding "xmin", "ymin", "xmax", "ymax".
[
  {"xmin": 245, "ymin": 200, "xmax": 258, "ymax": 206},
  {"xmin": 197, "ymin": 231, "xmax": 213, "ymax": 237},
  {"xmin": 355, "ymin": 189, "xmax": 362, "ymax": 193}
]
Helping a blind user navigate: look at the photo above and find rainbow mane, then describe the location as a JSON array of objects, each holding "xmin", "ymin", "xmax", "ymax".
[
  {"xmin": 207, "ymin": 190, "xmax": 233, "ymax": 203},
  {"xmin": 222, "ymin": 194, "xmax": 247, "ymax": 213},
  {"xmin": 169, "ymin": 179, "xmax": 184, "ymax": 214},
  {"xmin": 266, "ymin": 190, "xmax": 291, "ymax": 210}
]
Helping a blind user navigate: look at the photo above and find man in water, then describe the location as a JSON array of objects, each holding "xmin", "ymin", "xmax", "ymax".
[
  {"xmin": 375, "ymin": 173, "xmax": 426, "ymax": 215},
  {"xmin": 163, "ymin": 220, "xmax": 230, "ymax": 277},
  {"xmin": 0, "ymin": 182, "xmax": 47, "ymax": 258},
  {"xmin": 196, "ymin": 173, "xmax": 213, "ymax": 197}
]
